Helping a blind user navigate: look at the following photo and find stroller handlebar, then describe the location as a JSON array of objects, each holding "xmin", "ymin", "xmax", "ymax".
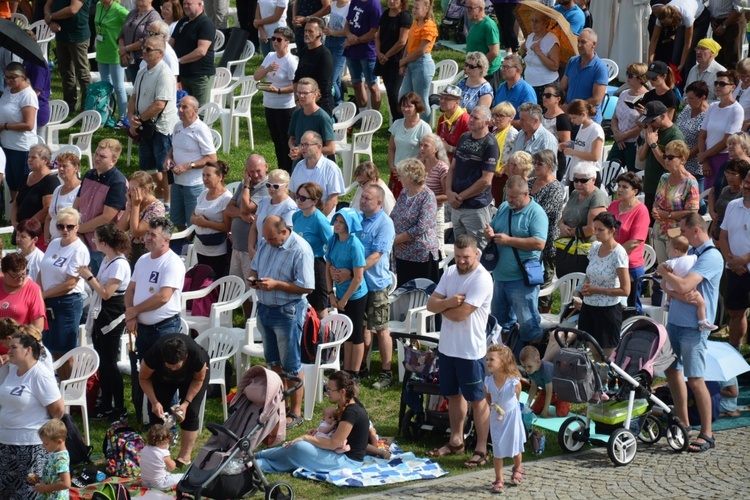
[
  {"xmin": 552, "ymin": 327, "xmax": 607, "ymax": 360},
  {"xmin": 281, "ymin": 373, "xmax": 303, "ymax": 398},
  {"xmin": 206, "ymin": 421, "xmax": 240, "ymax": 441}
]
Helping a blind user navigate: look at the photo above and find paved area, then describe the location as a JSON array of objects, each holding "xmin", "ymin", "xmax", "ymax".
[{"xmin": 348, "ymin": 426, "xmax": 750, "ymax": 499}]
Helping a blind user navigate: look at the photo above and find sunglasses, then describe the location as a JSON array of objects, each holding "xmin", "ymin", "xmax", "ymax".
[
  {"xmin": 296, "ymin": 194, "xmax": 313, "ymax": 202},
  {"xmin": 464, "ymin": 63, "xmax": 480, "ymax": 70},
  {"xmin": 648, "ymin": 75, "xmax": 662, "ymax": 81},
  {"xmin": 266, "ymin": 183, "xmax": 285, "ymax": 190},
  {"xmin": 542, "ymin": 92, "xmax": 558, "ymax": 99},
  {"xmin": 143, "ymin": 47, "xmax": 161, "ymax": 53},
  {"xmin": 663, "ymin": 154, "xmax": 680, "ymax": 161},
  {"xmin": 572, "ymin": 178, "xmax": 591, "ymax": 184},
  {"xmin": 626, "ymin": 72, "xmax": 639, "ymax": 79},
  {"xmin": 714, "ymin": 81, "xmax": 733, "ymax": 87},
  {"xmin": 56, "ymin": 223, "xmax": 77, "ymax": 231},
  {"xmin": 271, "ymin": 36, "xmax": 285, "ymax": 43}
]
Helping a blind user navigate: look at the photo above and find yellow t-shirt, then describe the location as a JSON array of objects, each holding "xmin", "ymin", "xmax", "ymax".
[{"xmin": 406, "ymin": 20, "xmax": 439, "ymax": 54}]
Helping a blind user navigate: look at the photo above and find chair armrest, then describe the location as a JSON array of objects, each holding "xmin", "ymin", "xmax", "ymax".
[
  {"xmin": 172, "ymin": 225, "xmax": 196, "ymax": 240},
  {"xmin": 209, "ymin": 289, "xmax": 254, "ymax": 328},
  {"xmin": 343, "ymin": 182, "xmax": 358, "ymax": 197}
]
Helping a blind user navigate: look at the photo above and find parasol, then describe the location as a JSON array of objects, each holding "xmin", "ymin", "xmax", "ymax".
[
  {"xmin": 514, "ymin": 3, "xmax": 578, "ymax": 69},
  {"xmin": 0, "ymin": 19, "xmax": 46, "ymax": 67},
  {"xmin": 703, "ymin": 341, "xmax": 750, "ymax": 382}
]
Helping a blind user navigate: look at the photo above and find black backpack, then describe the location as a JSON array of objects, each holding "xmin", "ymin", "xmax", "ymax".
[{"xmin": 62, "ymin": 413, "xmax": 92, "ymax": 465}]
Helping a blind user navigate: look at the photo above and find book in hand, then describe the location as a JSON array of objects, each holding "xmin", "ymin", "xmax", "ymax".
[{"xmin": 624, "ymin": 95, "xmax": 643, "ymax": 109}]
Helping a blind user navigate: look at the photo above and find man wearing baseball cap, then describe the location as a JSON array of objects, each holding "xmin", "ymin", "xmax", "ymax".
[
  {"xmin": 435, "ymin": 85, "xmax": 470, "ymax": 161},
  {"xmin": 684, "ymin": 39, "xmax": 726, "ymax": 102},
  {"xmin": 637, "ymin": 100, "xmax": 685, "ymax": 215}
]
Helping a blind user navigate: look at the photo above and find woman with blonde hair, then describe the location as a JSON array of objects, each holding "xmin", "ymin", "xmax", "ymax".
[
  {"xmin": 118, "ymin": 171, "xmax": 165, "ymax": 267},
  {"xmin": 608, "ymin": 63, "xmax": 649, "ymax": 171},
  {"xmin": 456, "ymin": 52, "xmax": 493, "ymax": 113}
]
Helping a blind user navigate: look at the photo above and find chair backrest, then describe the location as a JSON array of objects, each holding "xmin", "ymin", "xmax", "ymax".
[
  {"xmin": 196, "ymin": 328, "xmax": 241, "ymax": 372},
  {"xmin": 601, "ymin": 58, "xmax": 618, "ymax": 83},
  {"xmin": 226, "ymin": 181, "xmax": 241, "ymax": 195},
  {"xmin": 214, "ymin": 275, "xmax": 245, "ymax": 303},
  {"xmin": 353, "ymin": 110, "xmax": 383, "ymax": 149},
  {"xmin": 54, "ymin": 347, "xmax": 100, "ymax": 398},
  {"xmin": 601, "ymin": 159, "xmax": 626, "ymax": 196},
  {"xmin": 430, "ymin": 59, "xmax": 459, "ymax": 94},
  {"xmin": 52, "ymin": 145, "xmax": 82, "ymax": 161},
  {"xmin": 213, "ymin": 67, "xmax": 233, "ymax": 91},
  {"xmin": 452, "ymin": 70, "xmax": 465, "ymax": 85},
  {"xmin": 48, "ymin": 100, "xmax": 70, "ymax": 125},
  {"xmin": 71, "ymin": 111, "xmax": 102, "ymax": 152},
  {"xmin": 554, "ymin": 272, "xmax": 587, "ymax": 305},
  {"xmin": 318, "ymin": 314, "xmax": 353, "ymax": 365},
  {"xmin": 11, "ymin": 12, "xmax": 29, "ymax": 28},
  {"xmin": 643, "ymin": 244, "xmax": 656, "ymax": 271},
  {"xmin": 332, "ymin": 101, "xmax": 357, "ymax": 128},
  {"xmin": 211, "ymin": 129, "xmax": 222, "ymax": 150},
  {"xmin": 30, "ymin": 19, "xmax": 54, "ymax": 41},
  {"xmin": 199, "ymin": 102, "xmax": 221, "ymax": 126},
  {"xmin": 230, "ymin": 77, "xmax": 258, "ymax": 113},
  {"xmin": 214, "ymin": 30, "xmax": 226, "ymax": 52}
]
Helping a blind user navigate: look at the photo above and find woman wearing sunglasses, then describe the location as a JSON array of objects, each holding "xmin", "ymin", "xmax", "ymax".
[
  {"xmin": 38, "ymin": 207, "xmax": 90, "ymax": 379},
  {"xmin": 456, "ymin": 52, "xmax": 493, "ymax": 114},
  {"xmin": 292, "ymin": 182, "xmax": 333, "ymax": 318},
  {"xmin": 247, "ymin": 169, "xmax": 298, "ymax": 262},
  {"xmin": 541, "ymin": 83, "xmax": 571, "ymax": 179},
  {"xmin": 637, "ymin": 61, "xmax": 679, "ymax": 122},
  {"xmin": 608, "ymin": 63, "xmax": 649, "ymax": 172}
]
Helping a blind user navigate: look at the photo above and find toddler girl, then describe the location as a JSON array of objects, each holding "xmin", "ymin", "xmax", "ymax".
[
  {"xmin": 32, "ymin": 418, "xmax": 71, "ymax": 499},
  {"xmin": 485, "ymin": 344, "xmax": 526, "ymax": 493},
  {"xmin": 140, "ymin": 424, "xmax": 183, "ymax": 489}
]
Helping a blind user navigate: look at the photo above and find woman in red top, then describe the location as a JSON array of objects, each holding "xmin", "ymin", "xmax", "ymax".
[
  {"xmin": 607, "ymin": 172, "xmax": 650, "ymax": 314},
  {"xmin": 0, "ymin": 253, "xmax": 46, "ymax": 333}
]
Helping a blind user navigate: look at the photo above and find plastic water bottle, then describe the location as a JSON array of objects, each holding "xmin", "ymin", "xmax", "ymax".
[{"xmin": 222, "ymin": 458, "xmax": 244, "ymax": 476}]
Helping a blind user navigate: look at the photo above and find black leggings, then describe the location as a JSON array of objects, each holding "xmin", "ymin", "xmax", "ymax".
[
  {"xmin": 381, "ymin": 62, "xmax": 405, "ymax": 121},
  {"xmin": 396, "ymin": 255, "xmax": 440, "ymax": 288},
  {"xmin": 92, "ymin": 326, "xmax": 125, "ymax": 411},
  {"xmin": 493, "ymin": 3, "xmax": 519, "ymax": 51},
  {"xmin": 149, "ymin": 374, "xmax": 210, "ymax": 432},
  {"xmin": 265, "ymin": 106, "xmax": 294, "ymax": 173},
  {"xmin": 197, "ymin": 252, "xmax": 228, "ymax": 279}
]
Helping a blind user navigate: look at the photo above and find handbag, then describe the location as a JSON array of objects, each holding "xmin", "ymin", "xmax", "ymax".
[
  {"xmin": 507, "ymin": 209, "xmax": 544, "ymax": 286},
  {"xmin": 480, "ymin": 240, "xmax": 499, "ymax": 271},
  {"xmin": 196, "ymin": 231, "xmax": 228, "ymax": 246},
  {"xmin": 554, "ymin": 226, "xmax": 591, "ymax": 277}
]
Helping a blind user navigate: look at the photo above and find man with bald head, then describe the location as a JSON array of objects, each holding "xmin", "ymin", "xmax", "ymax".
[{"xmin": 250, "ymin": 215, "xmax": 315, "ymax": 428}]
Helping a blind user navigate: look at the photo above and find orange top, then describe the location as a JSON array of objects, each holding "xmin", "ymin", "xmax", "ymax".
[
  {"xmin": 406, "ymin": 20, "xmax": 438, "ymax": 54},
  {"xmin": 0, "ymin": 2, "xmax": 11, "ymax": 19}
]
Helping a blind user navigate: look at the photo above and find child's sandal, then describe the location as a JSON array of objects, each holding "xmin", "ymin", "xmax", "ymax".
[
  {"xmin": 491, "ymin": 480, "xmax": 504, "ymax": 493},
  {"xmin": 511, "ymin": 466, "xmax": 525, "ymax": 485}
]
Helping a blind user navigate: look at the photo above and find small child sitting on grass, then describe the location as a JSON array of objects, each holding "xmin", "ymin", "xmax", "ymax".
[
  {"xmin": 30, "ymin": 418, "xmax": 71, "ymax": 499},
  {"xmin": 520, "ymin": 346, "xmax": 570, "ymax": 418},
  {"xmin": 140, "ymin": 424, "xmax": 183, "ymax": 489},
  {"xmin": 719, "ymin": 377, "xmax": 740, "ymax": 418},
  {"xmin": 662, "ymin": 236, "xmax": 716, "ymax": 331}
]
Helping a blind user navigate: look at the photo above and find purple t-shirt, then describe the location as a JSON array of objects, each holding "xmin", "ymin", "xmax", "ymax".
[
  {"xmin": 344, "ymin": 0, "xmax": 382, "ymax": 61},
  {"xmin": 24, "ymin": 61, "xmax": 50, "ymax": 127}
]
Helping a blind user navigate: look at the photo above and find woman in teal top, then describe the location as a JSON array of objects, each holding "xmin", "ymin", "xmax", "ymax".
[
  {"xmin": 94, "ymin": 0, "xmax": 129, "ymax": 125},
  {"xmin": 293, "ymin": 182, "xmax": 333, "ymax": 318},
  {"xmin": 325, "ymin": 207, "xmax": 368, "ymax": 380}
]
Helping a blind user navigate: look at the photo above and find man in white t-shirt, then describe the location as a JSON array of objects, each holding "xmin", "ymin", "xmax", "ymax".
[
  {"xmin": 426, "ymin": 234, "xmax": 492, "ymax": 467},
  {"xmin": 125, "ymin": 217, "xmax": 186, "ymax": 358},
  {"xmin": 289, "ymin": 131, "xmax": 345, "ymax": 218},
  {"xmin": 164, "ymin": 96, "xmax": 217, "ymax": 230}
]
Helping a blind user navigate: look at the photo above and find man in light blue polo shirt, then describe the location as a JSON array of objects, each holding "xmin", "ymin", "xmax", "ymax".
[
  {"xmin": 250, "ymin": 215, "xmax": 315, "ymax": 429},
  {"xmin": 512, "ymin": 103, "xmax": 559, "ymax": 155},
  {"xmin": 492, "ymin": 54, "xmax": 537, "ymax": 123},
  {"xmin": 554, "ymin": 0, "xmax": 586, "ymax": 35},
  {"xmin": 484, "ymin": 175, "xmax": 548, "ymax": 354},
  {"xmin": 657, "ymin": 213, "xmax": 722, "ymax": 453},
  {"xmin": 560, "ymin": 28, "xmax": 608, "ymax": 123}
]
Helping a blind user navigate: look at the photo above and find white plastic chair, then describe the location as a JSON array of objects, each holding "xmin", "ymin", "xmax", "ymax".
[
  {"xmin": 214, "ymin": 77, "xmax": 258, "ymax": 152},
  {"xmin": 388, "ymin": 290, "xmax": 432, "ymax": 382},
  {"xmin": 195, "ymin": 328, "xmax": 240, "ymax": 426},
  {"xmin": 601, "ymin": 160, "xmax": 626, "ymax": 197},
  {"xmin": 210, "ymin": 67, "xmax": 233, "ymax": 104},
  {"xmin": 429, "ymin": 60, "xmax": 460, "ymax": 127},
  {"xmin": 199, "ymin": 102, "xmax": 222, "ymax": 127},
  {"xmin": 540, "ymin": 272, "xmax": 587, "ymax": 330},
  {"xmin": 226, "ymin": 40, "xmax": 256, "ymax": 80},
  {"xmin": 640, "ymin": 244, "xmax": 667, "ymax": 324},
  {"xmin": 52, "ymin": 347, "xmax": 100, "ymax": 445},
  {"xmin": 335, "ymin": 109, "xmax": 383, "ymax": 186},
  {"xmin": 181, "ymin": 275, "xmax": 246, "ymax": 336},
  {"xmin": 213, "ymin": 29, "xmax": 226, "ymax": 61},
  {"xmin": 643, "ymin": 244, "xmax": 656, "ymax": 271},
  {"xmin": 30, "ymin": 20, "xmax": 54, "ymax": 62},
  {"xmin": 41, "ymin": 100, "xmax": 70, "ymax": 145},
  {"xmin": 45, "ymin": 110, "xmax": 102, "ymax": 169},
  {"xmin": 601, "ymin": 58, "xmax": 619, "ymax": 83},
  {"xmin": 332, "ymin": 101, "xmax": 358, "ymax": 145},
  {"xmin": 10, "ymin": 12, "xmax": 29, "ymax": 28},
  {"xmin": 211, "ymin": 129, "xmax": 222, "ymax": 150},
  {"xmin": 51, "ymin": 145, "xmax": 82, "ymax": 162},
  {"xmin": 302, "ymin": 314, "xmax": 353, "ymax": 420},
  {"xmin": 226, "ymin": 181, "xmax": 241, "ymax": 195}
]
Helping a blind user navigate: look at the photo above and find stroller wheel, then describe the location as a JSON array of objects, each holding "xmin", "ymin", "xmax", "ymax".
[
  {"xmin": 607, "ymin": 428, "xmax": 638, "ymax": 466},
  {"xmin": 558, "ymin": 416, "xmax": 587, "ymax": 453},
  {"xmin": 666, "ymin": 422, "xmax": 690, "ymax": 452},
  {"xmin": 638, "ymin": 414, "xmax": 663, "ymax": 444},
  {"xmin": 264, "ymin": 482, "xmax": 294, "ymax": 500},
  {"xmin": 401, "ymin": 409, "xmax": 426, "ymax": 440}
]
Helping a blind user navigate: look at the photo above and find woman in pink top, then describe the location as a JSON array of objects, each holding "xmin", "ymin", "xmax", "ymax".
[{"xmin": 608, "ymin": 172, "xmax": 650, "ymax": 313}]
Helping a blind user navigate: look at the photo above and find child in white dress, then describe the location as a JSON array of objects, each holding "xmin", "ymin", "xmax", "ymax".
[
  {"xmin": 140, "ymin": 424, "xmax": 183, "ymax": 489},
  {"xmin": 484, "ymin": 344, "xmax": 526, "ymax": 493}
]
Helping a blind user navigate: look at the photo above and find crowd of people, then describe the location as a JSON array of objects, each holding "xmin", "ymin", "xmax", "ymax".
[{"xmin": 2, "ymin": 0, "xmax": 750, "ymax": 494}]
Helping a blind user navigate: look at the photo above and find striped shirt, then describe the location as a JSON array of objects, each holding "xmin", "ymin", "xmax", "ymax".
[{"xmin": 251, "ymin": 232, "xmax": 315, "ymax": 307}]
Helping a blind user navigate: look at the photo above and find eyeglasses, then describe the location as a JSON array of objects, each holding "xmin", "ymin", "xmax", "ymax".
[
  {"xmin": 271, "ymin": 36, "xmax": 285, "ymax": 43},
  {"xmin": 726, "ymin": 170, "xmax": 741, "ymax": 177},
  {"xmin": 626, "ymin": 72, "xmax": 638, "ymax": 79},
  {"xmin": 501, "ymin": 65, "xmax": 517, "ymax": 71},
  {"xmin": 714, "ymin": 81, "xmax": 733, "ymax": 87},
  {"xmin": 572, "ymin": 178, "xmax": 591, "ymax": 184},
  {"xmin": 300, "ymin": 142, "xmax": 320, "ymax": 148},
  {"xmin": 147, "ymin": 31, "xmax": 160, "ymax": 37},
  {"xmin": 464, "ymin": 63, "xmax": 480, "ymax": 70},
  {"xmin": 296, "ymin": 194, "xmax": 312, "ymax": 202},
  {"xmin": 56, "ymin": 223, "xmax": 77, "ymax": 231},
  {"xmin": 542, "ymin": 92, "xmax": 558, "ymax": 99},
  {"xmin": 6, "ymin": 271, "xmax": 27, "ymax": 280},
  {"xmin": 296, "ymin": 90, "xmax": 313, "ymax": 96},
  {"xmin": 663, "ymin": 154, "xmax": 680, "ymax": 161},
  {"xmin": 143, "ymin": 47, "xmax": 162, "ymax": 53},
  {"xmin": 324, "ymin": 387, "xmax": 341, "ymax": 394},
  {"xmin": 464, "ymin": 5, "xmax": 482, "ymax": 11},
  {"xmin": 266, "ymin": 183, "xmax": 286, "ymax": 190}
]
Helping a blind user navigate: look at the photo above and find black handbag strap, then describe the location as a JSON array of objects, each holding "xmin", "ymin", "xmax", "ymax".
[{"xmin": 134, "ymin": 70, "xmax": 165, "ymax": 123}]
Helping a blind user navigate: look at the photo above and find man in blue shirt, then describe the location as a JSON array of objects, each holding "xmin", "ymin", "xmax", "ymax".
[
  {"xmin": 657, "ymin": 214, "xmax": 723, "ymax": 453},
  {"xmin": 492, "ymin": 54, "xmax": 537, "ymax": 124},
  {"xmin": 560, "ymin": 28, "xmax": 608, "ymax": 123},
  {"xmin": 554, "ymin": 0, "xmax": 586, "ymax": 35},
  {"xmin": 484, "ymin": 175, "xmax": 548, "ymax": 353}
]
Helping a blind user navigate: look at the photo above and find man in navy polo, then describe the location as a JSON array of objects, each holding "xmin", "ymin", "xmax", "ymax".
[{"xmin": 560, "ymin": 28, "xmax": 608, "ymax": 123}]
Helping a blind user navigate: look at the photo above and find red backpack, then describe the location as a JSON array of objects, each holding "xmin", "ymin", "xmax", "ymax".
[{"xmin": 300, "ymin": 306, "xmax": 330, "ymax": 364}]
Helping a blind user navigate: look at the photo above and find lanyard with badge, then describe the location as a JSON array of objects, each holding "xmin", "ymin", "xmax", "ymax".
[{"xmin": 95, "ymin": 5, "xmax": 113, "ymax": 43}]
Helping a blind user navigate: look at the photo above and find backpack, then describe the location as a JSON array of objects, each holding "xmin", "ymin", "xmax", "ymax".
[
  {"xmin": 183, "ymin": 264, "xmax": 217, "ymax": 318},
  {"xmin": 102, "ymin": 420, "xmax": 144, "ymax": 477},
  {"xmin": 84, "ymin": 81, "xmax": 116, "ymax": 128},
  {"xmin": 90, "ymin": 482, "xmax": 131, "ymax": 500},
  {"xmin": 62, "ymin": 413, "xmax": 92, "ymax": 465},
  {"xmin": 552, "ymin": 348, "xmax": 597, "ymax": 404},
  {"xmin": 300, "ymin": 305, "xmax": 330, "ymax": 364}
]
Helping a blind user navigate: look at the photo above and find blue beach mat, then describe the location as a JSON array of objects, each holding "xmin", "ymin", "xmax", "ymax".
[
  {"xmin": 292, "ymin": 444, "xmax": 448, "ymax": 487},
  {"xmin": 520, "ymin": 392, "xmax": 610, "ymax": 440}
]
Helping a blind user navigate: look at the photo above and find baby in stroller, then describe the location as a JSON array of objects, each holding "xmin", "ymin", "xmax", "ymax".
[{"xmin": 314, "ymin": 406, "xmax": 351, "ymax": 453}]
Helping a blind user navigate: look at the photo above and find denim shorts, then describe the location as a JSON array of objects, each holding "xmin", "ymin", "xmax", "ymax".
[
  {"xmin": 438, "ymin": 351, "xmax": 486, "ymax": 401},
  {"xmin": 667, "ymin": 323, "xmax": 709, "ymax": 379},
  {"xmin": 139, "ymin": 131, "xmax": 172, "ymax": 173},
  {"xmin": 257, "ymin": 299, "xmax": 306, "ymax": 375},
  {"xmin": 346, "ymin": 57, "xmax": 377, "ymax": 85}
]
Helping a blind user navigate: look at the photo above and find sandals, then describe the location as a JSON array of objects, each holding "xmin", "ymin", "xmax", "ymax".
[
  {"xmin": 464, "ymin": 450, "xmax": 489, "ymax": 468},
  {"xmin": 286, "ymin": 412, "xmax": 303, "ymax": 430},
  {"xmin": 491, "ymin": 480, "xmax": 504, "ymax": 493},
  {"xmin": 688, "ymin": 433, "xmax": 715, "ymax": 453},
  {"xmin": 174, "ymin": 459, "xmax": 191, "ymax": 469},
  {"xmin": 511, "ymin": 466, "xmax": 526, "ymax": 484},
  {"xmin": 427, "ymin": 441, "xmax": 465, "ymax": 457}
]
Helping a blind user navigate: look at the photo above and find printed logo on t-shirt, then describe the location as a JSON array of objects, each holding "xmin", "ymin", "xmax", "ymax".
[
  {"xmin": 149, "ymin": 271, "xmax": 160, "ymax": 283},
  {"xmin": 53, "ymin": 257, "xmax": 68, "ymax": 268},
  {"xmin": 10, "ymin": 385, "xmax": 26, "ymax": 396}
]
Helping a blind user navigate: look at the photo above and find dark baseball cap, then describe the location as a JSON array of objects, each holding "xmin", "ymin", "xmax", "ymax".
[
  {"xmin": 639, "ymin": 101, "xmax": 668, "ymax": 124},
  {"xmin": 645, "ymin": 61, "xmax": 669, "ymax": 79}
]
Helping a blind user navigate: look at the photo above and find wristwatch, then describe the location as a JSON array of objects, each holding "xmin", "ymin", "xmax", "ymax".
[
  {"xmin": 190, "ymin": 162, "xmax": 197, "ymax": 169},
  {"xmin": 650, "ymin": 142, "xmax": 658, "ymax": 149}
]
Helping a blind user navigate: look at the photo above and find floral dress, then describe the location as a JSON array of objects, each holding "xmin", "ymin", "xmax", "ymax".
[
  {"xmin": 529, "ymin": 179, "xmax": 564, "ymax": 259},
  {"xmin": 675, "ymin": 106, "xmax": 708, "ymax": 177},
  {"xmin": 391, "ymin": 187, "xmax": 439, "ymax": 263},
  {"xmin": 485, "ymin": 375, "xmax": 526, "ymax": 459},
  {"xmin": 652, "ymin": 173, "xmax": 700, "ymax": 242}
]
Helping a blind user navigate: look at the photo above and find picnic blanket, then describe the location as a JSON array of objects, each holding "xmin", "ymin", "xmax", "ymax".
[
  {"xmin": 70, "ymin": 476, "xmax": 176, "ymax": 499},
  {"xmin": 292, "ymin": 444, "xmax": 448, "ymax": 487}
]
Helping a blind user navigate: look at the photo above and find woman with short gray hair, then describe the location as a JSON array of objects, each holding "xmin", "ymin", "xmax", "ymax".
[{"xmin": 457, "ymin": 51, "xmax": 493, "ymax": 113}]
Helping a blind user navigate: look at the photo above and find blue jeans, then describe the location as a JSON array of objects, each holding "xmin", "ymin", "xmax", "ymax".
[
  {"xmin": 628, "ymin": 266, "xmax": 644, "ymax": 314},
  {"xmin": 170, "ymin": 183, "xmax": 204, "ymax": 226},
  {"xmin": 136, "ymin": 314, "xmax": 181, "ymax": 360},
  {"xmin": 98, "ymin": 62, "xmax": 128, "ymax": 119},
  {"xmin": 667, "ymin": 323, "xmax": 709, "ymax": 378},
  {"xmin": 326, "ymin": 36, "xmax": 346, "ymax": 104},
  {"xmin": 259, "ymin": 39, "xmax": 272, "ymax": 57},
  {"xmin": 257, "ymin": 299, "xmax": 306, "ymax": 376},
  {"xmin": 255, "ymin": 440, "xmax": 362, "ymax": 473},
  {"xmin": 491, "ymin": 278, "xmax": 543, "ymax": 344},
  {"xmin": 399, "ymin": 53, "xmax": 435, "ymax": 123},
  {"xmin": 694, "ymin": 174, "xmax": 707, "ymax": 215},
  {"xmin": 139, "ymin": 131, "xmax": 172, "ymax": 173},
  {"xmin": 43, "ymin": 293, "xmax": 84, "ymax": 355},
  {"xmin": 88, "ymin": 248, "xmax": 104, "ymax": 277}
]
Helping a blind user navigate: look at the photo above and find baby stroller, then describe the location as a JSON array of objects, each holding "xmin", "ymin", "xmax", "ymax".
[
  {"xmin": 552, "ymin": 318, "xmax": 690, "ymax": 466},
  {"xmin": 176, "ymin": 366, "xmax": 302, "ymax": 500},
  {"xmin": 439, "ymin": 0, "xmax": 468, "ymax": 43}
]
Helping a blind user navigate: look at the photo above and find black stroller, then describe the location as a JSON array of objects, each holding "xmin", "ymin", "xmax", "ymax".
[{"xmin": 176, "ymin": 366, "xmax": 301, "ymax": 500}]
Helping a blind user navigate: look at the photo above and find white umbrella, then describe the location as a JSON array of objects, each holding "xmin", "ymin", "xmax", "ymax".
[{"xmin": 704, "ymin": 341, "xmax": 750, "ymax": 382}]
